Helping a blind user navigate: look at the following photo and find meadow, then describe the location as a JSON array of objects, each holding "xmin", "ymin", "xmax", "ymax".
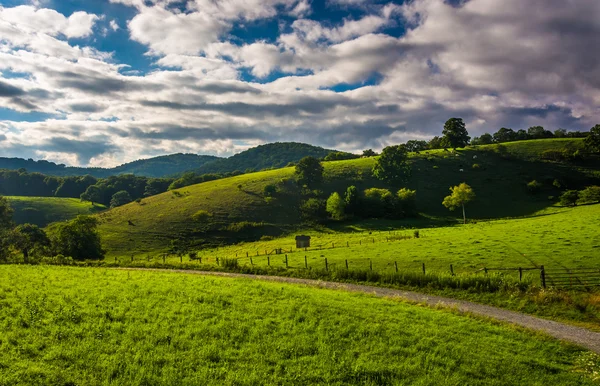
[
  {"xmin": 0, "ymin": 265, "xmax": 598, "ymax": 385},
  {"xmin": 6, "ymin": 196, "xmax": 106, "ymax": 227}
]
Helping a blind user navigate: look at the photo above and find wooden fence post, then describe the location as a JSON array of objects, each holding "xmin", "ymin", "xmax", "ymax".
[
  {"xmin": 347, "ymin": 241, "xmax": 349, "ymax": 247},
  {"xmin": 199, "ymin": 256, "xmax": 202, "ymax": 264},
  {"xmin": 305, "ymin": 256, "xmax": 308, "ymax": 269},
  {"xmin": 395, "ymin": 261, "xmax": 398, "ymax": 273},
  {"xmin": 345, "ymin": 259, "xmax": 348, "ymax": 270},
  {"xmin": 450, "ymin": 264, "xmax": 454, "ymax": 276},
  {"xmin": 370, "ymin": 259, "xmax": 373, "ymax": 271},
  {"xmin": 422, "ymin": 263, "xmax": 426, "ymax": 275},
  {"xmin": 246, "ymin": 252, "xmax": 249, "ymax": 258},
  {"xmin": 115, "ymin": 256, "xmax": 117, "ymax": 263},
  {"xmin": 131, "ymin": 255, "xmax": 134, "ymax": 262},
  {"xmin": 519, "ymin": 267, "xmax": 522, "ymax": 282},
  {"xmin": 285, "ymin": 255, "xmax": 288, "ymax": 268},
  {"xmin": 216, "ymin": 257, "xmax": 219, "ymax": 266},
  {"xmin": 332, "ymin": 242, "xmax": 334, "ymax": 248},
  {"xmin": 540, "ymin": 265, "xmax": 546, "ymax": 288},
  {"xmin": 163, "ymin": 255, "xmax": 166, "ymax": 263},
  {"xmin": 325, "ymin": 258, "xmax": 328, "ymax": 271},
  {"xmin": 484, "ymin": 267, "xmax": 488, "ymax": 275},
  {"xmin": 250, "ymin": 257, "xmax": 253, "ymax": 266},
  {"xmin": 267, "ymin": 256, "xmax": 270, "ymax": 266}
]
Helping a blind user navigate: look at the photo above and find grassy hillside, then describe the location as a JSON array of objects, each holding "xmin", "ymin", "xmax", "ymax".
[
  {"xmin": 0, "ymin": 266, "xmax": 597, "ymax": 385},
  {"xmin": 7, "ymin": 196, "xmax": 106, "ymax": 227},
  {"xmin": 98, "ymin": 138, "xmax": 600, "ymax": 255}
]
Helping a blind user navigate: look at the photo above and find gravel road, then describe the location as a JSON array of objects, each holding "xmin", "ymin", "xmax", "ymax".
[{"xmin": 121, "ymin": 268, "xmax": 600, "ymax": 354}]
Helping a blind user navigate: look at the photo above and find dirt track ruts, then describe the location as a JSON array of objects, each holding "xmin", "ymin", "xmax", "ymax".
[{"xmin": 120, "ymin": 268, "xmax": 600, "ymax": 354}]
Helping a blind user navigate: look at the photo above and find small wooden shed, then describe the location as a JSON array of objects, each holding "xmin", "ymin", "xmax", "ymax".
[{"xmin": 295, "ymin": 235, "xmax": 311, "ymax": 248}]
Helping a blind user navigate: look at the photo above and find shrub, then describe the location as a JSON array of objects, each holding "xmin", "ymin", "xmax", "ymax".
[
  {"xmin": 326, "ymin": 192, "xmax": 345, "ymax": 220},
  {"xmin": 579, "ymin": 186, "xmax": 600, "ymax": 204},
  {"xmin": 433, "ymin": 165, "xmax": 439, "ymax": 169},
  {"xmin": 226, "ymin": 221, "xmax": 265, "ymax": 233},
  {"xmin": 396, "ymin": 188, "xmax": 417, "ymax": 217},
  {"xmin": 362, "ymin": 188, "xmax": 394, "ymax": 218},
  {"xmin": 559, "ymin": 190, "xmax": 579, "ymax": 207},
  {"xmin": 526, "ymin": 180, "xmax": 542, "ymax": 194},
  {"xmin": 472, "ymin": 163, "xmax": 480, "ymax": 169},
  {"xmin": 263, "ymin": 184, "xmax": 277, "ymax": 197},
  {"xmin": 300, "ymin": 198, "xmax": 326, "ymax": 222},
  {"xmin": 191, "ymin": 210, "xmax": 212, "ymax": 222},
  {"xmin": 221, "ymin": 258, "xmax": 239, "ymax": 269},
  {"xmin": 414, "ymin": 230, "xmax": 420, "ymax": 238}
]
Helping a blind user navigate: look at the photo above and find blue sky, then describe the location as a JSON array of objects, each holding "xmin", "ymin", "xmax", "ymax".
[{"xmin": 0, "ymin": 0, "xmax": 598, "ymax": 166}]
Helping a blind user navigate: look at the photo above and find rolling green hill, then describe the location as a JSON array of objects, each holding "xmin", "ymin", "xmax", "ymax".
[
  {"xmin": 192, "ymin": 142, "xmax": 336, "ymax": 174},
  {"xmin": 7, "ymin": 196, "xmax": 106, "ymax": 227},
  {"xmin": 97, "ymin": 138, "xmax": 600, "ymax": 255}
]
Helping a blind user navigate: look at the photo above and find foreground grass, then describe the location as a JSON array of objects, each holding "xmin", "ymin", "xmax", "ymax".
[
  {"xmin": 0, "ymin": 265, "xmax": 598, "ymax": 385},
  {"xmin": 6, "ymin": 196, "xmax": 106, "ymax": 227}
]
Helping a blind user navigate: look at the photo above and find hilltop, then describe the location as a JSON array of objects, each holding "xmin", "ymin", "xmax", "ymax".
[
  {"xmin": 6, "ymin": 196, "xmax": 106, "ymax": 227},
  {"xmin": 97, "ymin": 138, "xmax": 600, "ymax": 255}
]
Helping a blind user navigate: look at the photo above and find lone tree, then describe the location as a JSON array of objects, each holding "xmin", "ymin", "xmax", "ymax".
[
  {"xmin": 110, "ymin": 190, "xmax": 132, "ymax": 208},
  {"xmin": 442, "ymin": 118, "xmax": 470, "ymax": 149},
  {"xmin": 442, "ymin": 183, "xmax": 475, "ymax": 224},
  {"xmin": 12, "ymin": 224, "xmax": 49, "ymax": 263},
  {"xmin": 326, "ymin": 192, "xmax": 345, "ymax": 220},
  {"xmin": 49, "ymin": 215, "xmax": 105, "ymax": 260},
  {"xmin": 80, "ymin": 185, "xmax": 102, "ymax": 205},
  {"xmin": 344, "ymin": 185, "xmax": 359, "ymax": 216},
  {"xmin": 559, "ymin": 190, "xmax": 579, "ymax": 207},
  {"xmin": 362, "ymin": 149, "xmax": 377, "ymax": 157},
  {"xmin": 584, "ymin": 124, "xmax": 600, "ymax": 153},
  {"xmin": 373, "ymin": 145, "xmax": 411, "ymax": 185},
  {"xmin": 295, "ymin": 156, "xmax": 324, "ymax": 188}
]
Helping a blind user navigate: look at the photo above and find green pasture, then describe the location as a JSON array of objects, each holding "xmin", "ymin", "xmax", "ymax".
[
  {"xmin": 98, "ymin": 138, "xmax": 600, "ymax": 255},
  {"xmin": 0, "ymin": 266, "xmax": 597, "ymax": 385},
  {"xmin": 6, "ymin": 196, "xmax": 106, "ymax": 227}
]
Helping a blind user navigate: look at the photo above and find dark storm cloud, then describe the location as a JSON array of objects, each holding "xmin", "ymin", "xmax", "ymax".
[
  {"xmin": 0, "ymin": 81, "xmax": 25, "ymax": 97},
  {"xmin": 53, "ymin": 71, "xmax": 163, "ymax": 95},
  {"xmin": 40, "ymin": 136, "xmax": 119, "ymax": 164},
  {"xmin": 127, "ymin": 124, "xmax": 268, "ymax": 141},
  {"xmin": 69, "ymin": 103, "xmax": 107, "ymax": 113},
  {"xmin": 191, "ymin": 82, "xmax": 262, "ymax": 94}
]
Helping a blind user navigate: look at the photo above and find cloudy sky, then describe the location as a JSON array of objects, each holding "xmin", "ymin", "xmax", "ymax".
[{"xmin": 0, "ymin": 0, "xmax": 599, "ymax": 167}]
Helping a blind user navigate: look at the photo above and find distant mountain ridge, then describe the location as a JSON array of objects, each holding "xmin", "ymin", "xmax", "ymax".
[
  {"xmin": 193, "ymin": 142, "xmax": 336, "ymax": 174},
  {"xmin": 0, "ymin": 142, "xmax": 339, "ymax": 178},
  {"xmin": 0, "ymin": 153, "xmax": 221, "ymax": 178}
]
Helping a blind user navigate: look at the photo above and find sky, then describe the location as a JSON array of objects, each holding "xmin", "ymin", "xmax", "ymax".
[{"xmin": 0, "ymin": 0, "xmax": 599, "ymax": 167}]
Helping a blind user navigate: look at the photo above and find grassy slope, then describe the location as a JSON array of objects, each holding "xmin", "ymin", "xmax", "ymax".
[
  {"xmin": 98, "ymin": 138, "xmax": 600, "ymax": 255},
  {"xmin": 6, "ymin": 196, "xmax": 106, "ymax": 227},
  {"xmin": 0, "ymin": 266, "xmax": 597, "ymax": 385}
]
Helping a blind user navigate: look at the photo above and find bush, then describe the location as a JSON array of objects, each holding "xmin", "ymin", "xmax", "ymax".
[
  {"xmin": 361, "ymin": 188, "xmax": 394, "ymax": 218},
  {"xmin": 226, "ymin": 221, "xmax": 265, "ymax": 233},
  {"xmin": 527, "ymin": 180, "xmax": 542, "ymax": 194},
  {"xmin": 191, "ymin": 210, "xmax": 212, "ymax": 222},
  {"xmin": 326, "ymin": 192, "xmax": 345, "ymax": 220},
  {"xmin": 300, "ymin": 198, "xmax": 326, "ymax": 222},
  {"xmin": 396, "ymin": 188, "xmax": 417, "ymax": 217},
  {"xmin": 221, "ymin": 258, "xmax": 239, "ymax": 269},
  {"xmin": 263, "ymin": 184, "xmax": 277, "ymax": 197},
  {"xmin": 559, "ymin": 190, "xmax": 579, "ymax": 207},
  {"xmin": 579, "ymin": 186, "xmax": 600, "ymax": 204},
  {"xmin": 472, "ymin": 163, "xmax": 480, "ymax": 169}
]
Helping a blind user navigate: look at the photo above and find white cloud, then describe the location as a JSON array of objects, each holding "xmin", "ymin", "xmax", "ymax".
[
  {"xmin": 109, "ymin": 20, "xmax": 119, "ymax": 31},
  {"xmin": 0, "ymin": 5, "xmax": 98, "ymax": 38}
]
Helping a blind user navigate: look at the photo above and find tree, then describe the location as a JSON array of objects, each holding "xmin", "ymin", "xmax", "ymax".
[
  {"xmin": 404, "ymin": 140, "xmax": 428, "ymax": 152},
  {"xmin": 263, "ymin": 184, "xmax": 277, "ymax": 197},
  {"xmin": 344, "ymin": 185, "xmax": 359, "ymax": 216},
  {"xmin": 49, "ymin": 215, "xmax": 105, "ymax": 260},
  {"xmin": 299, "ymin": 198, "xmax": 326, "ymax": 222},
  {"xmin": 527, "ymin": 126, "xmax": 553, "ymax": 139},
  {"xmin": 110, "ymin": 190, "xmax": 132, "ymax": 208},
  {"xmin": 396, "ymin": 188, "xmax": 417, "ymax": 217},
  {"xmin": 324, "ymin": 152, "xmax": 359, "ymax": 161},
  {"xmin": 362, "ymin": 149, "xmax": 377, "ymax": 157},
  {"xmin": 0, "ymin": 196, "xmax": 14, "ymax": 261},
  {"xmin": 471, "ymin": 133, "xmax": 493, "ymax": 145},
  {"xmin": 427, "ymin": 136, "xmax": 443, "ymax": 149},
  {"xmin": 493, "ymin": 127, "xmax": 517, "ymax": 143},
  {"xmin": 12, "ymin": 224, "xmax": 49, "ymax": 263},
  {"xmin": 362, "ymin": 188, "xmax": 395, "ymax": 218},
  {"xmin": 441, "ymin": 118, "xmax": 470, "ymax": 149},
  {"xmin": 326, "ymin": 192, "xmax": 345, "ymax": 220},
  {"xmin": 554, "ymin": 128, "xmax": 567, "ymax": 138},
  {"xmin": 372, "ymin": 145, "xmax": 411, "ymax": 185},
  {"xmin": 80, "ymin": 185, "xmax": 102, "ymax": 205},
  {"xmin": 442, "ymin": 183, "xmax": 475, "ymax": 224},
  {"xmin": 584, "ymin": 124, "xmax": 600, "ymax": 153},
  {"xmin": 559, "ymin": 190, "xmax": 579, "ymax": 207},
  {"xmin": 295, "ymin": 156, "xmax": 324, "ymax": 188},
  {"xmin": 579, "ymin": 186, "xmax": 600, "ymax": 203},
  {"xmin": 515, "ymin": 129, "xmax": 529, "ymax": 141}
]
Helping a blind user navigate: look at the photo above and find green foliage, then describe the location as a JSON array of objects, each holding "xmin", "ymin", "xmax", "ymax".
[
  {"xmin": 361, "ymin": 149, "xmax": 377, "ymax": 157},
  {"xmin": 110, "ymin": 190, "xmax": 132, "ymax": 208},
  {"xmin": 471, "ymin": 133, "xmax": 493, "ymax": 145},
  {"xmin": 441, "ymin": 118, "xmax": 470, "ymax": 149},
  {"xmin": 442, "ymin": 183, "xmax": 475, "ymax": 223},
  {"xmin": 323, "ymin": 151, "xmax": 359, "ymax": 161},
  {"xmin": 48, "ymin": 215, "xmax": 105, "ymax": 260},
  {"xmin": 263, "ymin": 184, "xmax": 277, "ymax": 197},
  {"xmin": 559, "ymin": 190, "xmax": 579, "ymax": 207},
  {"xmin": 362, "ymin": 188, "xmax": 394, "ymax": 218},
  {"xmin": 0, "ymin": 196, "xmax": 14, "ymax": 231},
  {"xmin": 191, "ymin": 210, "xmax": 212, "ymax": 222},
  {"xmin": 225, "ymin": 221, "xmax": 265, "ymax": 233},
  {"xmin": 295, "ymin": 156, "xmax": 324, "ymax": 188},
  {"xmin": 11, "ymin": 223, "xmax": 49, "ymax": 262},
  {"xmin": 427, "ymin": 136, "xmax": 443, "ymax": 149},
  {"xmin": 344, "ymin": 185, "xmax": 359, "ymax": 216},
  {"xmin": 579, "ymin": 186, "xmax": 600, "ymax": 204},
  {"xmin": 493, "ymin": 127, "xmax": 517, "ymax": 143},
  {"xmin": 300, "ymin": 198, "xmax": 326, "ymax": 222},
  {"xmin": 527, "ymin": 126, "xmax": 554, "ymax": 139},
  {"xmin": 404, "ymin": 140, "xmax": 428, "ymax": 152},
  {"xmin": 326, "ymin": 192, "xmax": 345, "ymax": 220},
  {"xmin": 526, "ymin": 180, "xmax": 542, "ymax": 194},
  {"xmin": 584, "ymin": 124, "xmax": 600, "ymax": 153},
  {"xmin": 396, "ymin": 188, "xmax": 417, "ymax": 217},
  {"xmin": 372, "ymin": 144, "xmax": 411, "ymax": 185}
]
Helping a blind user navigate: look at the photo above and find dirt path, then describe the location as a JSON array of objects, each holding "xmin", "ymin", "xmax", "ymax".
[{"xmin": 121, "ymin": 268, "xmax": 600, "ymax": 354}]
